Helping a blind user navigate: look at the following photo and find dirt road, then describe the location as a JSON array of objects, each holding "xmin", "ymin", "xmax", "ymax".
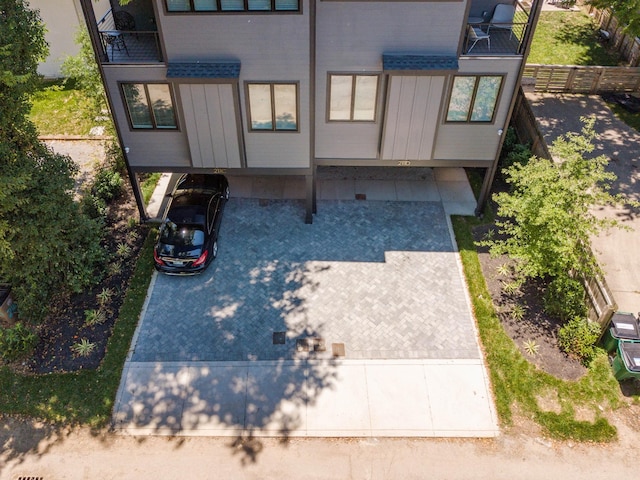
[{"xmin": 1, "ymin": 413, "xmax": 637, "ymax": 480}]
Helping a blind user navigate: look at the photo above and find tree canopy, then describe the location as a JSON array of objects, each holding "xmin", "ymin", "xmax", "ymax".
[
  {"xmin": 1, "ymin": 0, "xmax": 105, "ymax": 321},
  {"xmin": 484, "ymin": 117, "xmax": 633, "ymax": 282},
  {"xmin": 588, "ymin": 0, "xmax": 640, "ymax": 38}
]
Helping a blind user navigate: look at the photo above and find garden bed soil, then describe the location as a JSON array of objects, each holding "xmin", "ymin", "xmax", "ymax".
[
  {"xmin": 472, "ymin": 222, "xmax": 588, "ymax": 381},
  {"xmin": 24, "ymin": 186, "xmax": 147, "ymax": 374}
]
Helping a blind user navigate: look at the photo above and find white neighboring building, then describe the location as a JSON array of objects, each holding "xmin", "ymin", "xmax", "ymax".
[{"xmin": 28, "ymin": 0, "xmax": 110, "ymax": 78}]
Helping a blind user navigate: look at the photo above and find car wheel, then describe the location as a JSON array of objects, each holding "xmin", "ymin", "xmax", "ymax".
[
  {"xmin": 212, "ymin": 240, "xmax": 218, "ymax": 259},
  {"xmin": 224, "ymin": 186, "xmax": 230, "ymax": 200}
]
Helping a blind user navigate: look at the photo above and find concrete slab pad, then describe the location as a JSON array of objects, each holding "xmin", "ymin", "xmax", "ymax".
[
  {"xmin": 365, "ymin": 363, "xmax": 434, "ymax": 434},
  {"xmin": 395, "ymin": 180, "xmax": 441, "ymax": 202},
  {"xmin": 252, "ymin": 177, "xmax": 286, "ymax": 199},
  {"xmin": 114, "ymin": 363, "xmax": 190, "ymax": 434},
  {"xmin": 317, "ymin": 179, "xmax": 356, "ymax": 200},
  {"xmin": 425, "ymin": 361, "xmax": 497, "ymax": 436},
  {"xmin": 181, "ymin": 364, "xmax": 248, "ymax": 433},
  {"xmin": 354, "ymin": 179, "xmax": 398, "ymax": 200},
  {"xmin": 228, "ymin": 176, "xmax": 253, "ymax": 198},
  {"xmin": 435, "ymin": 167, "xmax": 469, "ymax": 182},
  {"xmin": 305, "ymin": 364, "xmax": 372, "ymax": 436},
  {"xmin": 283, "ymin": 177, "xmax": 306, "ymax": 199}
]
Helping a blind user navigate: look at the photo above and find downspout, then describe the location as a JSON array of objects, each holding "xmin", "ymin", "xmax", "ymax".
[
  {"xmin": 77, "ymin": 0, "xmax": 149, "ymax": 222},
  {"xmin": 475, "ymin": 0, "xmax": 544, "ymax": 216}
]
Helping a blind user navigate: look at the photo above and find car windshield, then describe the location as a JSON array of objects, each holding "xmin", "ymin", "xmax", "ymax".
[{"xmin": 159, "ymin": 222, "xmax": 205, "ymax": 247}]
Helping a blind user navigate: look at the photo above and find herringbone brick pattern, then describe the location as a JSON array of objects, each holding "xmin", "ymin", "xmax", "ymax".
[{"xmin": 132, "ymin": 199, "xmax": 480, "ymax": 362}]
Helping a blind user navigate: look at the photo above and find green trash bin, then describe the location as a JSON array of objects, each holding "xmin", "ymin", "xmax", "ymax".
[
  {"xmin": 611, "ymin": 341, "xmax": 640, "ymax": 381},
  {"xmin": 600, "ymin": 312, "xmax": 640, "ymax": 353}
]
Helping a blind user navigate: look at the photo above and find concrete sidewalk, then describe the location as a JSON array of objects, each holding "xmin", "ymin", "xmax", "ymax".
[
  {"xmin": 115, "ymin": 359, "xmax": 497, "ymax": 437},
  {"xmin": 526, "ymin": 93, "xmax": 640, "ymax": 314}
]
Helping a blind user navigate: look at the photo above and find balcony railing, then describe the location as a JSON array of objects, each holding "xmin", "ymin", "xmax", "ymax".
[
  {"xmin": 97, "ymin": 9, "xmax": 163, "ymax": 63},
  {"xmin": 462, "ymin": 22, "xmax": 527, "ymax": 56},
  {"xmin": 464, "ymin": 0, "xmax": 535, "ymax": 56}
]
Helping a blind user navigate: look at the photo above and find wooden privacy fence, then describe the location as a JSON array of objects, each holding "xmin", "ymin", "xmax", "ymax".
[
  {"xmin": 586, "ymin": 4, "xmax": 640, "ymax": 67},
  {"xmin": 510, "ymin": 88, "xmax": 618, "ymax": 329},
  {"xmin": 511, "ymin": 87, "xmax": 550, "ymax": 159},
  {"xmin": 522, "ymin": 64, "xmax": 640, "ymax": 93}
]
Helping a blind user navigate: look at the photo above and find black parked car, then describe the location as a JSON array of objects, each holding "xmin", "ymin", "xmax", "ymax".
[{"xmin": 153, "ymin": 174, "xmax": 229, "ymax": 275}]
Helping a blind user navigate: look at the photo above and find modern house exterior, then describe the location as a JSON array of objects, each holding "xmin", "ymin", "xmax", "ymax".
[{"xmin": 79, "ymin": 0, "xmax": 543, "ymax": 223}]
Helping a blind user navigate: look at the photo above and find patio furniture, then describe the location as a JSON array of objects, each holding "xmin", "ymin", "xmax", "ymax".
[
  {"xmin": 102, "ymin": 31, "xmax": 129, "ymax": 61},
  {"xmin": 114, "ymin": 10, "xmax": 136, "ymax": 32},
  {"xmin": 488, "ymin": 3, "xmax": 516, "ymax": 39},
  {"xmin": 467, "ymin": 26, "xmax": 490, "ymax": 53}
]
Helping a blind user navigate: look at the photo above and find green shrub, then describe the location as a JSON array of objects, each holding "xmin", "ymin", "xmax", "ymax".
[
  {"xmin": 544, "ymin": 275, "xmax": 587, "ymax": 321},
  {"xmin": 92, "ymin": 168, "xmax": 123, "ymax": 203},
  {"xmin": 80, "ymin": 193, "xmax": 108, "ymax": 220},
  {"xmin": 499, "ymin": 126, "xmax": 532, "ymax": 176},
  {"xmin": 0, "ymin": 323, "xmax": 38, "ymax": 361},
  {"xmin": 558, "ymin": 317, "xmax": 601, "ymax": 365}
]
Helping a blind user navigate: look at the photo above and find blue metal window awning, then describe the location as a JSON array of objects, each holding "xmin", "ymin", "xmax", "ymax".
[
  {"xmin": 167, "ymin": 61, "xmax": 241, "ymax": 79},
  {"xmin": 383, "ymin": 54, "xmax": 459, "ymax": 75}
]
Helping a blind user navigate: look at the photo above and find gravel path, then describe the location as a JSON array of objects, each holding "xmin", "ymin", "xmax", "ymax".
[{"xmin": 42, "ymin": 138, "xmax": 107, "ymax": 193}]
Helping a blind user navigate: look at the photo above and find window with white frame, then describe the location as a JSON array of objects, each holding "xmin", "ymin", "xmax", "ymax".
[
  {"xmin": 328, "ymin": 74, "xmax": 378, "ymax": 121},
  {"xmin": 247, "ymin": 82, "xmax": 298, "ymax": 131},
  {"xmin": 446, "ymin": 75, "xmax": 502, "ymax": 123},
  {"xmin": 121, "ymin": 83, "xmax": 177, "ymax": 129},
  {"xmin": 166, "ymin": 0, "xmax": 299, "ymax": 12}
]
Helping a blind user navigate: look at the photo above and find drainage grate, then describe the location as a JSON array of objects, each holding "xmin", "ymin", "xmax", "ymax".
[
  {"xmin": 355, "ymin": 193, "xmax": 366, "ymax": 200},
  {"xmin": 272, "ymin": 331, "xmax": 286, "ymax": 345},
  {"xmin": 18, "ymin": 477, "xmax": 44, "ymax": 480},
  {"xmin": 332, "ymin": 343, "xmax": 346, "ymax": 357}
]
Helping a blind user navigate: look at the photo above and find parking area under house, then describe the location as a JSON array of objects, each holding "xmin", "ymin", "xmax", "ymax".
[{"xmin": 112, "ymin": 167, "xmax": 499, "ymax": 437}]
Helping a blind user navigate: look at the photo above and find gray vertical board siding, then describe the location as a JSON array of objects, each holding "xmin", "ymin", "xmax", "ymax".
[
  {"xmin": 156, "ymin": 8, "xmax": 311, "ymax": 169},
  {"xmin": 102, "ymin": 65, "xmax": 192, "ymax": 169},
  {"xmin": 315, "ymin": 2, "xmax": 464, "ymax": 66},
  {"xmin": 314, "ymin": 1, "xmax": 465, "ymax": 161},
  {"xmin": 433, "ymin": 57, "xmax": 522, "ymax": 161},
  {"xmin": 381, "ymin": 76, "xmax": 444, "ymax": 161},
  {"xmin": 180, "ymin": 84, "xmax": 242, "ymax": 169}
]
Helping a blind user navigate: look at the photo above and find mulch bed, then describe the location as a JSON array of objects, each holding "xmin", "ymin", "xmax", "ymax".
[
  {"xmin": 472, "ymin": 223, "xmax": 587, "ymax": 381},
  {"xmin": 24, "ymin": 187, "xmax": 148, "ymax": 374}
]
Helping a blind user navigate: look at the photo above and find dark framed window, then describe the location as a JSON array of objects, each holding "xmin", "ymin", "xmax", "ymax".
[
  {"xmin": 121, "ymin": 83, "xmax": 177, "ymax": 129},
  {"xmin": 166, "ymin": 0, "xmax": 299, "ymax": 12},
  {"xmin": 446, "ymin": 75, "xmax": 503, "ymax": 123},
  {"xmin": 328, "ymin": 73, "xmax": 379, "ymax": 122},
  {"xmin": 246, "ymin": 82, "xmax": 298, "ymax": 131}
]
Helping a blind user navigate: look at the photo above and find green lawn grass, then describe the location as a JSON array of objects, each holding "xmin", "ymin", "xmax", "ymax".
[
  {"xmin": 29, "ymin": 79, "xmax": 105, "ymax": 136},
  {"xmin": 0, "ymin": 230, "xmax": 155, "ymax": 427},
  {"xmin": 452, "ymin": 214, "xmax": 621, "ymax": 441},
  {"xmin": 528, "ymin": 11, "xmax": 623, "ymax": 65}
]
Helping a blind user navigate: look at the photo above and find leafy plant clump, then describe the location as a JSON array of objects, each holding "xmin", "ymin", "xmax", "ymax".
[
  {"xmin": 558, "ymin": 317, "xmax": 602, "ymax": 365},
  {"xmin": 0, "ymin": 323, "xmax": 38, "ymax": 361},
  {"xmin": 483, "ymin": 117, "xmax": 635, "ymax": 284},
  {"xmin": 543, "ymin": 275, "xmax": 587, "ymax": 321},
  {"xmin": 499, "ymin": 127, "xmax": 532, "ymax": 175},
  {"xmin": 92, "ymin": 168, "xmax": 123, "ymax": 203},
  {"xmin": 71, "ymin": 338, "xmax": 96, "ymax": 357}
]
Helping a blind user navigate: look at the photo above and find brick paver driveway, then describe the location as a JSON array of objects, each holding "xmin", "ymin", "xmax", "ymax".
[
  {"xmin": 114, "ymin": 197, "xmax": 496, "ymax": 437},
  {"xmin": 132, "ymin": 199, "xmax": 480, "ymax": 362}
]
